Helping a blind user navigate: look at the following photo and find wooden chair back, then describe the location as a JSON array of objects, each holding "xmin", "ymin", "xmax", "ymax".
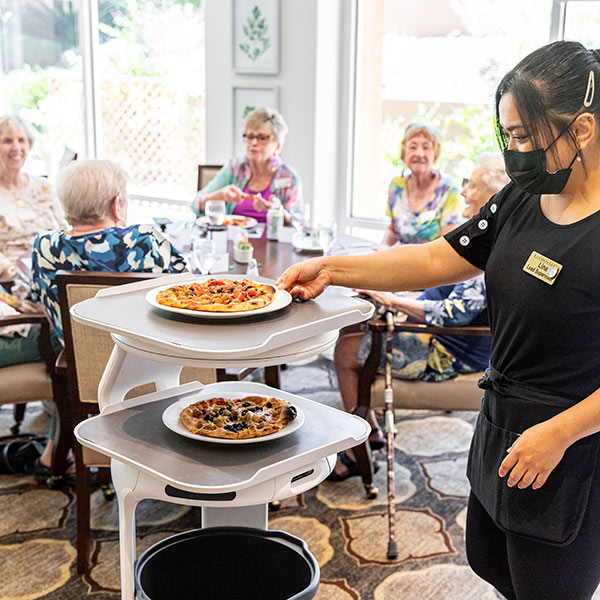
[{"xmin": 197, "ymin": 164, "xmax": 223, "ymax": 191}]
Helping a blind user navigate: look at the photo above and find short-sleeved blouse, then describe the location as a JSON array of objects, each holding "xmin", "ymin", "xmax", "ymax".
[
  {"xmin": 387, "ymin": 172, "xmax": 464, "ymax": 244},
  {"xmin": 30, "ymin": 224, "xmax": 186, "ymax": 345},
  {"xmin": 444, "ymin": 182, "xmax": 600, "ymax": 402},
  {"xmin": 0, "ymin": 175, "xmax": 64, "ymax": 276}
]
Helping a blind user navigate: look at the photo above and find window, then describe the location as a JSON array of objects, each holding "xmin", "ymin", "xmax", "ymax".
[
  {"xmin": 350, "ymin": 0, "xmax": 593, "ymax": 239},
  {"xmin": 0, "ymin": 0, "xmax": 205, "ymax": 218}
]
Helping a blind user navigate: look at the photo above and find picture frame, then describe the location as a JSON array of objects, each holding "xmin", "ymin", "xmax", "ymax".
[
  {"xmin": 232, "ymin": 0, "xmax": 280, "ymax": 74},
  {"xmin": 232, "ymin": 86, "xmax": 279, "ymax": 156}
]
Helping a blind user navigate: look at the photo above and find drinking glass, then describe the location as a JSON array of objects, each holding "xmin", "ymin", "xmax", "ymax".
[
  {"xmin": 192, "ymin": 238, "xmax": 217, "ymax": 275},
  {"xmin": 291, "ymin": 207, "xmax": 305, "ymax": 233},
  {"xmin": 205, "ymin": 200, "xmax": 226, "ymax": 226},
  {"xmin": 318, "ymin": 220, "xmax": 337, "ymax": 256}
]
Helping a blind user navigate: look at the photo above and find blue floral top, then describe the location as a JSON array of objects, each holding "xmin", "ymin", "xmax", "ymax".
[
  {"xmin": 30, "ymin": 224, "xmax": 186, "ymax": 345},
  {"xmin": 387, "ymin": 172, "xmax": 464, "ymax": 244},
  {"xmin": 420, "ymin": 275, "xmax": 489, "ymax": 371},
  {"xmin": 192, "ymin": 156, "xmax": 303, "ymax": 216}
]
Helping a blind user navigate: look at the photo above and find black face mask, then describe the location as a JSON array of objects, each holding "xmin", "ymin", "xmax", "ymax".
[{"xmin": 503, "ymin": 117, "xmax": 579, "ymax": 195}]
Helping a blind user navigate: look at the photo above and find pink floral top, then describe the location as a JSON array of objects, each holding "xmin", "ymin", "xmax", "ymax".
[{"xmin": 192, "ymin": 155, "xmax": 303, "ymax": 217}]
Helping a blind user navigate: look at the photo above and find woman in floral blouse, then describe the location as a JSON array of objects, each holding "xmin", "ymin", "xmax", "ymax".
[
  {"xmin": 192, "ymin": 107, "xmax": 302, "ymax": 225},
  {"xmin": 383, "ymin": 122, "xmax": 464, "ymax": 245}
]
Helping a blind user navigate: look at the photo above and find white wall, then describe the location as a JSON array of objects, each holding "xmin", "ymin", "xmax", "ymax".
[{"xmin": 205, "ymin": 0, "xmax": 354, "ymax": 226}]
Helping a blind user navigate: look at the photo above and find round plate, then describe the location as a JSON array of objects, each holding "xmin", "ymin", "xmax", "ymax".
[
  {"xmin": 292, "ymin": 232, "xmax": 323, "ymax": 253},
  {"xmin": 196, "ymin": 216, "xmax": 258, "ymax": 229},
  {"xmin": 146, "ymin": 276, "xmax": 292, "ymax": 319},
  {"xmin": 162, "ymin": 393, "xmax": 305, "ymax": 444}
]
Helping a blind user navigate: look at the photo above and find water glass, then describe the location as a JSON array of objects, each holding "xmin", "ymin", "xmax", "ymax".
[
  {"xmin": 205, "ymin": 200, "xmax": 226, "ymax": 226},
  {"xmin": 318, "ymin": 220, "xmax": 337, "ymax": 256},
  {"xmin": 192, "ymin": 238, "xmax": 217, "ymax": 275}
]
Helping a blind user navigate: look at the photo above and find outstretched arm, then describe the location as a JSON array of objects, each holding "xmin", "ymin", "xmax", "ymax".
[{"xmin": 276, "ymin": 237, "xmax": 481, "ymax": 300}]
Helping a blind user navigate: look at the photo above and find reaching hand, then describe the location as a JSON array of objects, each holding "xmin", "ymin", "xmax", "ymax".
[
  {"xmin": 275, "ymin": 258, "xmax": 330, "ymax": 301},
  {"xmin": 220, "ymin": 185, "xmax": 245, "ymax": 204},
  {"xmin": 357, "ymin": 289, "xmax": 396, "ymax": 307},
  {"xmin": 498, "ymin": 420, "xmax": 568, "ymax": 490},
  {"xmin": 18, "ymin": 299, "xmax": 46, "ymax": 316}
]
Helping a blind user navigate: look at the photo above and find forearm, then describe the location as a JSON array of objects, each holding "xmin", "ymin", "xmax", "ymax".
[
  {"xmin": 546, "ymin": 388, "xmax": 600, "ymax": 448},
  {"xmin": 381, "ymin": 224, "xmax": 397, "ymax": 246},
  {"xmin": 323, "ymin": 238, "xmax": 480, "ymax": 292},
  {"xmin": 391, "ymin": 297, "xmax": 426, "ymax": 321}
]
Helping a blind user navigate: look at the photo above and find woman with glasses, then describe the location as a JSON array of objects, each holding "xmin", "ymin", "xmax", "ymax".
[
  {"xmin": 383, "ymin": 122, "xmax": 464, "ymax": 245},
  {"xmin": 192, "ymin": 107, "xmax": 302, "ymax": 224}
]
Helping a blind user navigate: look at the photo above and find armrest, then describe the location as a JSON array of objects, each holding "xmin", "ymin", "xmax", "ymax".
[
  {"xmin": 55, "ymin": 349, "xmax": 67, "ymax": 375},
  {"xmin": 0, "ymin": 313, "xmax": 48, "ymax": 327},
  {"xmin": 367, "ymin": 318, "xmax": 490, "ymax": 337}
]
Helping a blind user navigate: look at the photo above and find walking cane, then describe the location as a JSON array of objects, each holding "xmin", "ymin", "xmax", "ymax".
[{"xmin": 384, "ymin": 309, "xmax": 398, "ymax": 559}]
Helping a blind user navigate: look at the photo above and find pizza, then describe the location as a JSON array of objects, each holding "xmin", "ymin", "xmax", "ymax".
[
  {"xmin": 222, "ymin": 216, "xmax": 253, "ymax": 227},
  {"xmin": 155, "ymin": 278, "xmax": 276, "ymax": 312},
  {"xmin": 179, "ymin": 395, "xmax": 298, "ymax": 439}
]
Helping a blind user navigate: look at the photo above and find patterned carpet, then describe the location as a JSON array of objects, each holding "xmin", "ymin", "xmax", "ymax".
[{"xmin": 0, "ymin": 355, "xmax": 508, "ymax": 600}]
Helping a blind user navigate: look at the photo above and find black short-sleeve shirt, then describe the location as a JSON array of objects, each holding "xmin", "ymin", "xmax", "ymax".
[{"xmin": 445, "ymin": 182, "xmax": 600, "ymax": 402}]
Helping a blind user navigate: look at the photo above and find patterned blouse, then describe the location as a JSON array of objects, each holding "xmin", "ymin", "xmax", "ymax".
[
  {"xmin": 193, "ymin": 155, "xmax": 303, "ymax": 216},
  {"xmin": 0, "ymin": 175, "xmax": 64, "ymax": 278},
  {"xmin": 30, "ymin": 225, "xmax": 186, "ymax": 345},
  {"xmin": 387, "ymin": 172, "xmax": 464, "ymax": 244}
]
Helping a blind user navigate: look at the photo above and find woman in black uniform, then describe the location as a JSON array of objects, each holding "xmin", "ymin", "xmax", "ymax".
[{"xmin": 276, "ymin": 41, "xmax": 600, "ymax": 600}]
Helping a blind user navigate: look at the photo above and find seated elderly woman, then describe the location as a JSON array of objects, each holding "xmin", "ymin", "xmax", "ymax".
[
  {"xmin": 329, "ymin": 153, "xmax": 509, "ymax": 481},
  {"xmin": 383, "ymin": 122, "xmax": 464, "ymax": 246},
  {"xmin": 28, "ymin": 159, "xmax": 185, "ymax": 481},
  {"xmin": 192, "ymin": 107, "xmax": 302, "ymax": 225},
  {"xmin": 0, "ymin": 115, "xmax": 65, "ymax": 367}
]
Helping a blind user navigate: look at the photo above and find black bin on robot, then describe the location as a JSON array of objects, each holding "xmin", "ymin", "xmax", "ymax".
[{"xmin": 135, "ymin": 526, "xmax": 320, "ymax": 600}]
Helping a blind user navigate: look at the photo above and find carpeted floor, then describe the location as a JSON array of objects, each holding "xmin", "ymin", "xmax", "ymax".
[{"xmin": 0, "ymin": 356, "xmax": 509, "ymax": 599}]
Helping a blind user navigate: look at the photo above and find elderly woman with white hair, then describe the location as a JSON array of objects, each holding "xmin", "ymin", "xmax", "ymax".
[
  {"xmin": 30, "ymin": 159, "xmax": 186, "ymax": 346},
  {"xmin": 192, "ymin": 107, "xmax": 302, "ymax": 224}
]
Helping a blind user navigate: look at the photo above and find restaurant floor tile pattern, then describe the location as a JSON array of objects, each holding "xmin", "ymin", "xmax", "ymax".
[{"xmin": 0, "ymin": 356, "xmax": 553, "ymax": 600}]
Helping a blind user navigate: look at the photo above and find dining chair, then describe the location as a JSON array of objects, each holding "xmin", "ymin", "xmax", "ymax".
[
  {"xmin": 197, "ymin": 164, "xmax": 223, "ymax": 191},
  {"xmin": 353, "ymin": 319, "xmax": 491, "ymax": 498},
  {"xmin": 0, "ymin": 311, "xmax": 70, "ymax": 478},
  {"xmin": 56, "ymin": 270, "xmax": 217, "ymax": 574}
]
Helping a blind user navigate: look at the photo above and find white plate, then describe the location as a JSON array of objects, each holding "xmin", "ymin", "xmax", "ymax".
[
  {"xmin": 196, "ymin": 216, "xmax": 258, "ymax": 229},
  {"xmin": 162, "ymin": 393, "xmax": 304, "ymax": 444},
  {"xmin": 292, "ymin": 232, "xmax": 323, "ymax": 253},
  {"xmin": 146, "ymin": 276, "xmax": 292, "ymax": 319}
]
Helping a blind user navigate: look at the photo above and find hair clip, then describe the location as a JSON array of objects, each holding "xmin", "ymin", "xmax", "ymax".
[{"xmin": 583, "ymin": 70, "xmax": 595, "ymax": 107}]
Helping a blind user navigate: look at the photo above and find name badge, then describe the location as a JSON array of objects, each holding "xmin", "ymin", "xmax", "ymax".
[
  {"xmin": 418, "ymin": 209, "xmax": 437, "ymax": 223},
  {"xmin": 273, "ymin": 177, "xmax": 292, "ymax": 190},
  {"xmin": 523, "ymin": 251, "xmax": 562, "ymax": 285}
]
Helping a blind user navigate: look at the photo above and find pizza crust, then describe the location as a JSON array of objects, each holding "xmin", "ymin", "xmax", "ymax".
[{"xmin": 179, "ymin": 395, "xmax": 298, "ymax": 439}]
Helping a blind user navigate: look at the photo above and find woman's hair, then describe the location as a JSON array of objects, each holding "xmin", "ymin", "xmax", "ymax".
[
  {"xmin": 400, "ymin": 122, "xmax": 442, "ymax": 162},
  {"xmin": 244, "ymin": 107, "xmax": 289, "ymax": 148},
  {"xmin": 475, "ymin": 152, "xmax": 510, "ymax": 194},
  {"xmin": 0, "ymin": 115, "xmax": 35, "ymax": 148},
  {"xmin": 57, "ymin": 159, "xmax": 128, "ymax": 226},
  {"xmin": 494, "ymin": 41, "xmax": 600, "ymax": 164}
]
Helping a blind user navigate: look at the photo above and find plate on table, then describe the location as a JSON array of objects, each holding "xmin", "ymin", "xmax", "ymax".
[
  {"xmin": 196, "ymin": 216, "xmax": 258, "ymax": 229},
  {"xmin": 292, "ymin": 232, "xmax": 323, "ymax": 253},
  {"xmin": 146, "ymin": 276, "xmax": 292, "ymax": 319},
  {"xmin": 162, "ymin": 393, "xmax": 305, "ymax": 444}
]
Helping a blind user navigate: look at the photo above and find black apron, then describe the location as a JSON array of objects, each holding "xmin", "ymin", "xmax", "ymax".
[{"xmin": 467, "ymin": 367, "xmax": 600, "ymax": 546}]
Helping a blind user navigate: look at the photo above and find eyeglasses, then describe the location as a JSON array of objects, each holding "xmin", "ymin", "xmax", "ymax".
[
  {"xmin": 243, "ymin": 133, "xmax": 273, "ymax": 143},
  {"xmin": 462, "ymin": 178, "xmax": 470, "ymax": 188}
]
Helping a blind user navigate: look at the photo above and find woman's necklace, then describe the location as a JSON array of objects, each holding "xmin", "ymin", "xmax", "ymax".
[{"xmin": 0, "ymin": 173, "xmax": 28, "ymax": 207}]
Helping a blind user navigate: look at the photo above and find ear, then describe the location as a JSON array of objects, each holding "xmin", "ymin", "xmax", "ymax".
[
  {"xmin": 573, "ymin": 112, "xmax": 596, "ymax": 152},
  {"xmin": 110, "ymin": 194, "xmax": 122, "ymax": 223}
]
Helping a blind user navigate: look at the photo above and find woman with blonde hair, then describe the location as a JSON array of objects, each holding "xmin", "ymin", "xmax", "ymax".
[
  {"xmin": 383, "ymin": 122, "xmax": 464, "ymax": 245},
  {"xmin": 192, "ymin": 107, "xmax": 302, "ymax": 224}
]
